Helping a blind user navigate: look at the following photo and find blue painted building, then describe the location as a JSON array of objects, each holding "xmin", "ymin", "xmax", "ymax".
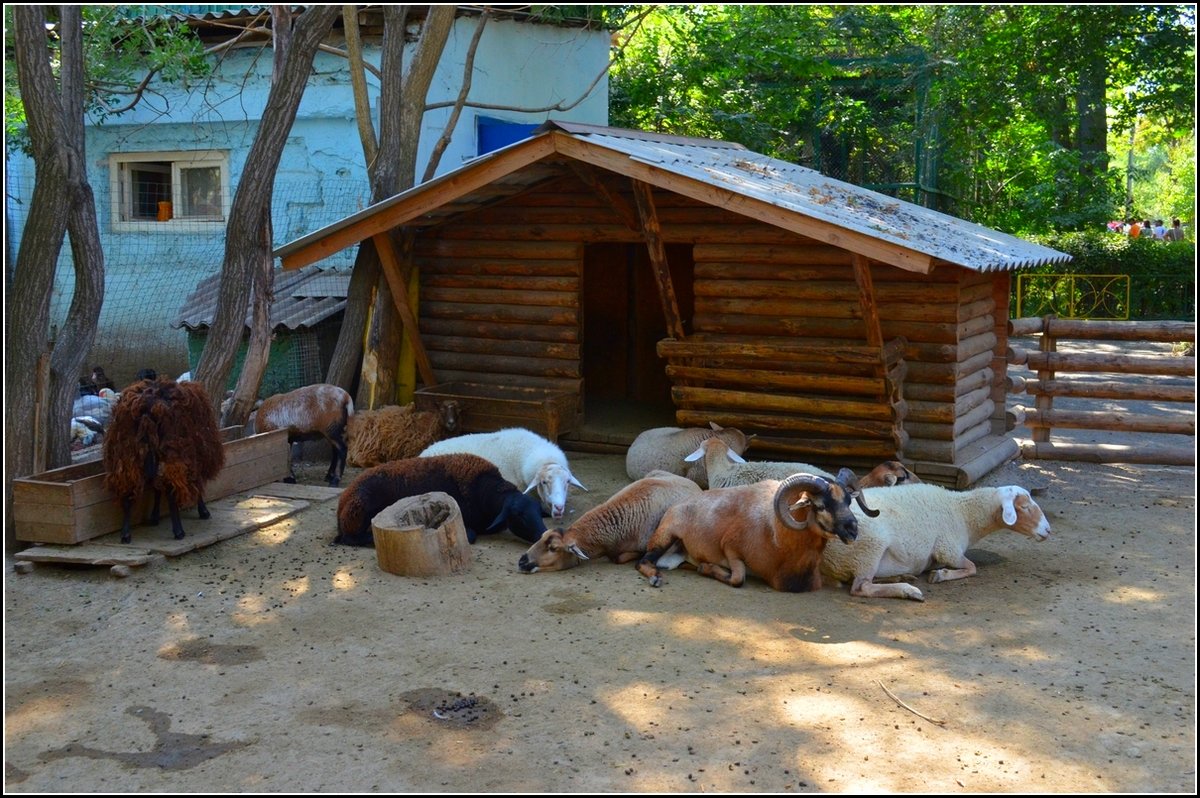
[{"xmin": 5, "ymin": 6, "xmax": 610, "ymax": 385}]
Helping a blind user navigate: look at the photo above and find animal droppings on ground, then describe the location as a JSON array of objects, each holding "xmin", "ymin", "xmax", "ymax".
[{"xmin": 397, "ymin": 688, "xmax": 502, "ymax": 730}]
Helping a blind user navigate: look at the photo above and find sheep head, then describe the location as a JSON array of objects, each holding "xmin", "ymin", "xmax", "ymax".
[
  {"xmin": 997, "ymin": 486, "xmax": 1051, "ymax": 541},
  {"xmin": 859, "ymin": 460, "xmax": 921, "ymax": 488},
  {"xmin": 524, "ymin": 462, "xmax": 587, "ymax": 520},
  {"xmin": 517, "ymin": 528, "xmax": 589, "ymax": 573},
  {"xmin": 774, "ymin": 473, "xmax": 862, "ymax": 544}
]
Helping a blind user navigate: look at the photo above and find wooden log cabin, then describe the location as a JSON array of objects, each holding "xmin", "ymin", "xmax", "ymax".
[{"xmin": 276, "ymin": 122, "xmax": 1070, "ymax": 487}]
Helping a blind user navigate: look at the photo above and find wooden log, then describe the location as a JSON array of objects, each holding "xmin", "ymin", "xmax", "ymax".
[
  {"xmin": 1020, "ymin": 440, "xmax": 1196, "ymax": 466},
  {"xmin": 951, "ymin": 435, "xmax": 1021, "ymax": 489},
  {"xmin": 903, "ymin": 399, "xmax": 995, "ymax": 441},
  {"xmin": 1021, "ymin": 378, "xmax": 1194, "ymax": 403},
  {"xmin": 672, "ymin": 385, "xmax": 902, "ymax": 421},
  {"xmin": 429, "ymin": 369, "xmax": 582, "ymax": 395},
  {"xmin": 1043, "ymin": 318, "xmax": 1196, "ymax": 343},
  {"xmin": 1008, "ymin": 316, "xmax": 1046, "ymax": 337},
  {"xmin": 420, "ymin": 301, "xmax": 578, "ymax": 326},
  {"xmin": 905, "ymin": 351, "xmax": 995, "ymax": 384},
  {"xmin": 906, "ymin": 385, "xmax": 993, "ymax": 424},
  {"xmin": 416, "ymin": 239, "xmax": 582, "ymax": 260},
  {"xmin": 421, "ymin": 286, "xmax": 578, "ymax": 308},
  {"xmin": 429, "ymin": 351, "xmax": 580, "ymax": 379},
  {"xmin": 422, "ymin": 334, "xmax": 580, "ymax": 361},
  {"xmin": 417, "ymin": 257, "xmax": 581, "ymax": 277},
  {"xmin": 1016, "ymin": 407, "xmax": 1195, "ymax": 435},
  {"xmin": 664, "ymin": 365, "xmax": 885, "ymax": 396},
  {"xmin": 952, "ymin": 418, "xmax": 994, "ymax": 452},
  {"xmin": 905, "ymin": 367, "xmax": 994, "ymax": 402},
  {"xmin": 694, "ymin": 243, "xmax": 855, "ymax": 266},
  {"xmin": 749, "ymin": 436, "xmax": 904, "ymax": 461},
  {"xmin": 419, "ymin": 317, "xmax": 578, "ymax": 343},
  {"xmin": 658, "ymin": 338, "xmax": 888, "ymax": 365},
  {"xmin": 422, "ymin": 274, "xmax": 579, "ymax": 292},
  {"xmin": 674, "ymin": 409, "xmax": 901, "ymax": 439},
  {"xmin": 372, "ymin": 492, "xmax": 473, "ymax": 577},
  {"xmin": 1021, "ymin": 350, "xmax": 1195, "ymax": 376}
]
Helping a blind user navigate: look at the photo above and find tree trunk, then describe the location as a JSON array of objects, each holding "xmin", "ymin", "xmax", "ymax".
[
  {"xmin": 6, "ymin": 6, "xmax": 106, "ymax": 551},
  {"xmin": 194, "ymin": 5, "xmax": 340, "ymax": 418},
  {"xmin": 327, "ymin": 5, "xmax": 456, "ymax": 403}
]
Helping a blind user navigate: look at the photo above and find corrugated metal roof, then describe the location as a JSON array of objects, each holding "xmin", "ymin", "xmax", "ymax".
[
  {"xmin": 275, "ymin": 122, "xmax": 1070, "ymax": 274},
  {"xmin": 172, "ymin": 265, "xmax": 350, "ymax": 332},
  {"xmin": 541, "ymin": 121, "xmax": 1071, "ymax": 273}
]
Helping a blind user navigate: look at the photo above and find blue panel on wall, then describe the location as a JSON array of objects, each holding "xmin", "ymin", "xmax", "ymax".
[{"xmin": 478, "ymin": 117, "xmax": 538, "ymax": 155}]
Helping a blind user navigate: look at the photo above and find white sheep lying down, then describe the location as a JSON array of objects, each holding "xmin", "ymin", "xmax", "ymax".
[
  {"xmin": 687, "ymin": 437, "xmax": 921, "ymax": 490},
  {"xmin": 625, "ymin": 422, "xmax": 753, "ymax": 488},
  {"xmin": 420, "ymin": 427, "xmax": 586, "ymax": 519},
  {"xmin": 820, "ymin": 482, "xmax": 1051, "ymax": 601}
]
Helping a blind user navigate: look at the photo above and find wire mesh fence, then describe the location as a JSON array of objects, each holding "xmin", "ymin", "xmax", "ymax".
[{"xmin": 6, "ymin": 170, "xmax": 370, "ymax": 393}]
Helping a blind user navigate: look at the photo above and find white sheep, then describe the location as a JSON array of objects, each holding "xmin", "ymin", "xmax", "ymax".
[
  {"xmin": 687, "ymin": 437, "xmax": 921, "ymax": 490},
  {"xmin": 420, "ymin": 427, "xmax": 586, "ymax": 519},
  {"xmin": 517, "ymin": 470, "xmax": 702, "ymax": 573},
  {"xmin": 625, "ymin": 422, "xmax": 753, "ymax": 488},
  {"xmin": 819, "ymin": 482, "xmax": 1052, "ymax": 601}
]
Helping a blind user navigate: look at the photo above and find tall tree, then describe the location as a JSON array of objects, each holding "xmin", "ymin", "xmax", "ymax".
[
  {"xmin": 194, "ymin": 5, "xmax": 341, "ymax": 423},
  {"xmin": 6, "ymin": 5, "xmax": 106, "ymax": 550}
]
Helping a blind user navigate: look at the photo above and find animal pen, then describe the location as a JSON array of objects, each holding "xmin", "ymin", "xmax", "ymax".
[{"xmin": 276, "ymin": 122, "xmax": 1073, "ymax": 488}]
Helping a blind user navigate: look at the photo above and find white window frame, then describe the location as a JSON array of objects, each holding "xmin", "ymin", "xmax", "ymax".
[{"xmin": 109, "ymin": 150, "xmax": 231, "ymax": 232}]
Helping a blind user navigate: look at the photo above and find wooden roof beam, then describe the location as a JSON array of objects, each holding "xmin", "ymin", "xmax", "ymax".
[
  {"xmin": 567, "ymin": 162, "xmax": 641, "ymax": 233},
  {"xmin": 372, "ymin": 231, "xmax": 437, "ymax": 389}
]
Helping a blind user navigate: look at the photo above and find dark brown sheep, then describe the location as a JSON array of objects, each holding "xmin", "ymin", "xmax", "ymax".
[
  {"xmin": 335, "ymin": 453, "xmax": 547, "ymax": 547},
  {"xmin": 103, "ymin": 378, "xmax": 225, "ymax": 543}
]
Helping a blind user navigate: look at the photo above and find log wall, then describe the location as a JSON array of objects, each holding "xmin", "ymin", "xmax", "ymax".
[{"xmin": 416, "ymin": 174, "xmax": 1008, "ymax": 471}]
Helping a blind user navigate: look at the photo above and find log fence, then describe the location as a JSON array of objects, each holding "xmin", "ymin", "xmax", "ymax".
[{"xmin": 1006, "ymin": 316, "xmax": 1195, "ymax": 465}]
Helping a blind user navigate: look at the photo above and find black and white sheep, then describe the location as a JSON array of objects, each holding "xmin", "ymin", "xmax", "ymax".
[
  {"xmin": 517, "ymin": 470, "xmax": 702, "ymax": 573},
  {"xmin": 819, "ymin": 482, "xmax": 1052, "ymax": 601},
  {"xmin": 420, "ymin": 428, "xmax": 586, "ymax": 520},
  {"xmin": 687, "ymin": 437, "xmax": 921, "ymax": 490},
  {"xmin": 335, "ymin": 453, "xmax": 548, "ymax": 547},
  {"xmin": 248, "ymin": 384, "xmax": 354, "ymax": 487},
  {"xmin": 625, "ymin": 423, "xmax": 753, "ymax": 488},
  {"xmin": 636, "ymin": 470, "xmax": 877, "ymax": 592}
]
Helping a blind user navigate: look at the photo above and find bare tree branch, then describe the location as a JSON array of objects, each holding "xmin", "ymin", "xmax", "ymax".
[
  {"xmin": 343, "ymin": 5, "xmax": 379, "ymax": 170},
  {"xmin": 423, "ymin": 10, "xmax": 490, "ymax": 183}
]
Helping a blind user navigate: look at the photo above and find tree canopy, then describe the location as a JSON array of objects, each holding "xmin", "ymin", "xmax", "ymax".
[{"xmin": 610, "ymin": 4, "xmax": 1196, "ymax": 235}]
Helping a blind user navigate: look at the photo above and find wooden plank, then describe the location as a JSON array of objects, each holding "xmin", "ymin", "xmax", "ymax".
[
  {"xmin": 1021, "ymin": 350, "xmax": 1195, "ymax": 376},
  {"xmin": 672, "ymin": 385, "xmax": 901, "ymax": 421},
  {"xmin": 1020, "ymin": 440, "xmax": 1195, "ymax": 466},
  {"xmin": 852, "ymin": 254, "xmax": 884, "ymax": 351}
]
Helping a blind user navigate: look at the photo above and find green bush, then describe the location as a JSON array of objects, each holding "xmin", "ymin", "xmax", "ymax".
[{"xmin": 1016, "ymin": 231, "xmax": 1195, "ymax": 321}]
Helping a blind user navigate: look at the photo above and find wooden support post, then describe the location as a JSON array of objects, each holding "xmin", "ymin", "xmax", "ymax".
[
  {"xmin": 373, "ymin": 231, "xmax": 437, "ymax": 389},
  {"xmin": 851, "ymin": 254, "xmax": 884, "ymax": 351},
  {"xmin": 1033, "ymin": 315, "xmax": 1054, "ymax": 443},
  {"xmin": 630, "ymin": 179, "xmax": 685, "ymax": 340}
]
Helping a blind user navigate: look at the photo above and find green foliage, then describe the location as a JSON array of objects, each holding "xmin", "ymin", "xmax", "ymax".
[
  {"xmin": 1023, "ymin": 230, "xmax": 1196, "ymax": 320},
  {"xmin": 4, "ymin": 5, "xmax": 211, "ymax": 154},
  {"xmin": 608, "ymin": 4, "xmax": 1196, "ymax": 236}
]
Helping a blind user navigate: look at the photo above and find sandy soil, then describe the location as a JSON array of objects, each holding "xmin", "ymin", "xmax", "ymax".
[{"xmin": 4, "ymin": 340, "xmax": 1196, "ymax": 792}]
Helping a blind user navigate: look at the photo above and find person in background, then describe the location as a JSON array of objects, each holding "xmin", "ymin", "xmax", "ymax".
[
  {"xmin": 1152, "ymin": 219, "xmax": 1167, "ymax": 240},
  {"xmin": 1167, "ymin": 218, "xmax": 1185, "ymax": 242},
  {"xmin": 1128, "ymin": 218, "xmax": 1142, "ymax": 238}
]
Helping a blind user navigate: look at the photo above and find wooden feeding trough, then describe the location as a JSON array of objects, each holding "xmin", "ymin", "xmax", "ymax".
[
  {"xmin": 11, "ymin": 426, "xmax": 291, "ymax": 545},
  {"xmin": 414, "ymin": 381, "xmax": 577, "ymax": 440},
  {"xmin": 372, "ymin": 492, "xmax": 473, "ymax": 577}
]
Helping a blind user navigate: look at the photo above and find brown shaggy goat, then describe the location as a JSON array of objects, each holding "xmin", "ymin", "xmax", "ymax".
[{"xmin": 103, "ymin": 378, "xmax": 225, "ymax": 543}]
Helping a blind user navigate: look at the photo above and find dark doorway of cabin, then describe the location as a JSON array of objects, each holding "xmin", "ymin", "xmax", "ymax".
[{"xmin": 578, "ymin": 243, "xmax": 695, "ymax": 446}]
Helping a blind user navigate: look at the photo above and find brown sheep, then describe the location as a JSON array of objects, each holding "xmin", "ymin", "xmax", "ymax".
[
  {"xmin": 248, "ymin": 384, "xmax": 354, "ymax": 487},
  {"xmin": 103, "ymin": 378, "xmax": 225, "ymax": 543},
  {"xmin": 636, "ymin": 471, "xmax": 876, "ymax": 592},
  {"xmin": 346, "ymin": 400, "xmax": 460, "ymax": 468}
]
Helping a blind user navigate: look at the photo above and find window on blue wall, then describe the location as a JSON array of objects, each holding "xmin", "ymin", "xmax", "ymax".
[
  {"xmin": 477, "ymin": 117, "xmax": 538, "ymax": 156},
  {"xmin": 109, "ymin": 150, "xmax": 229, "ymax": 231}
]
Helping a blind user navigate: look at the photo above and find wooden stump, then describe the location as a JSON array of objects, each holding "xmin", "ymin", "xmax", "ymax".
[{"xmin": 372, "ymin": 492, "xmax": 473, "ymax": 577}]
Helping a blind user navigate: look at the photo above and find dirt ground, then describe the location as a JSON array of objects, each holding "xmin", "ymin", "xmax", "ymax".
[{"xmin": 4, "ymin": 342, "xmax": 1196, "ymax": 793}]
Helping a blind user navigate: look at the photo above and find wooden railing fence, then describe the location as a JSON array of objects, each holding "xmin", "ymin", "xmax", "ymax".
[{"xmin": 1006, "ymin": 316, "xmax": 1195, "ymax": 465}]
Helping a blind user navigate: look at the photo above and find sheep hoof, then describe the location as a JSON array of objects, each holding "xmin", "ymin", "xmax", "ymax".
[{"xmin": 649, "ymin": 574, "xmax": 663, "ymax": 588}]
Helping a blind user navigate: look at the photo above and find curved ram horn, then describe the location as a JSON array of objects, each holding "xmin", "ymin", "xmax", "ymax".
[
  {"xmin": 774, "ymin": 473, "xmax": 831, "ymax": 531},
  {"xmin": 836, "ymin": 467, "xmax": 880, "ymax": 518}
]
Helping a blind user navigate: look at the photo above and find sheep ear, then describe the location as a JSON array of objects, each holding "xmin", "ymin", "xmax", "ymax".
[
  {"xmin": 1000, "ymin": 488, "xmax": 1019, "ymax": 525},
  {"xmin": 787, "ymin": 497, "xmax": 811, "ymax": 529},
  {"xmin": 568, "ymin": 474, "xmax": 588, "ymax": 491},
  {"xmin": 684, "ymin": 445, "xmax": 705, "ymax": 462},
  {"xmin": 709, "ymin": 421, "xmax": 723, "ymax": 431},
  {"xmin": 727, "ymin": 450, "xmax": 747, "ymax": 464},
  {"xmin": 524, "ymin": 479, "xmax": 539, "ymax": 494},
  {"xmin": 566, "ymin": 543, "xmax": 589, "ymax": 560}
]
